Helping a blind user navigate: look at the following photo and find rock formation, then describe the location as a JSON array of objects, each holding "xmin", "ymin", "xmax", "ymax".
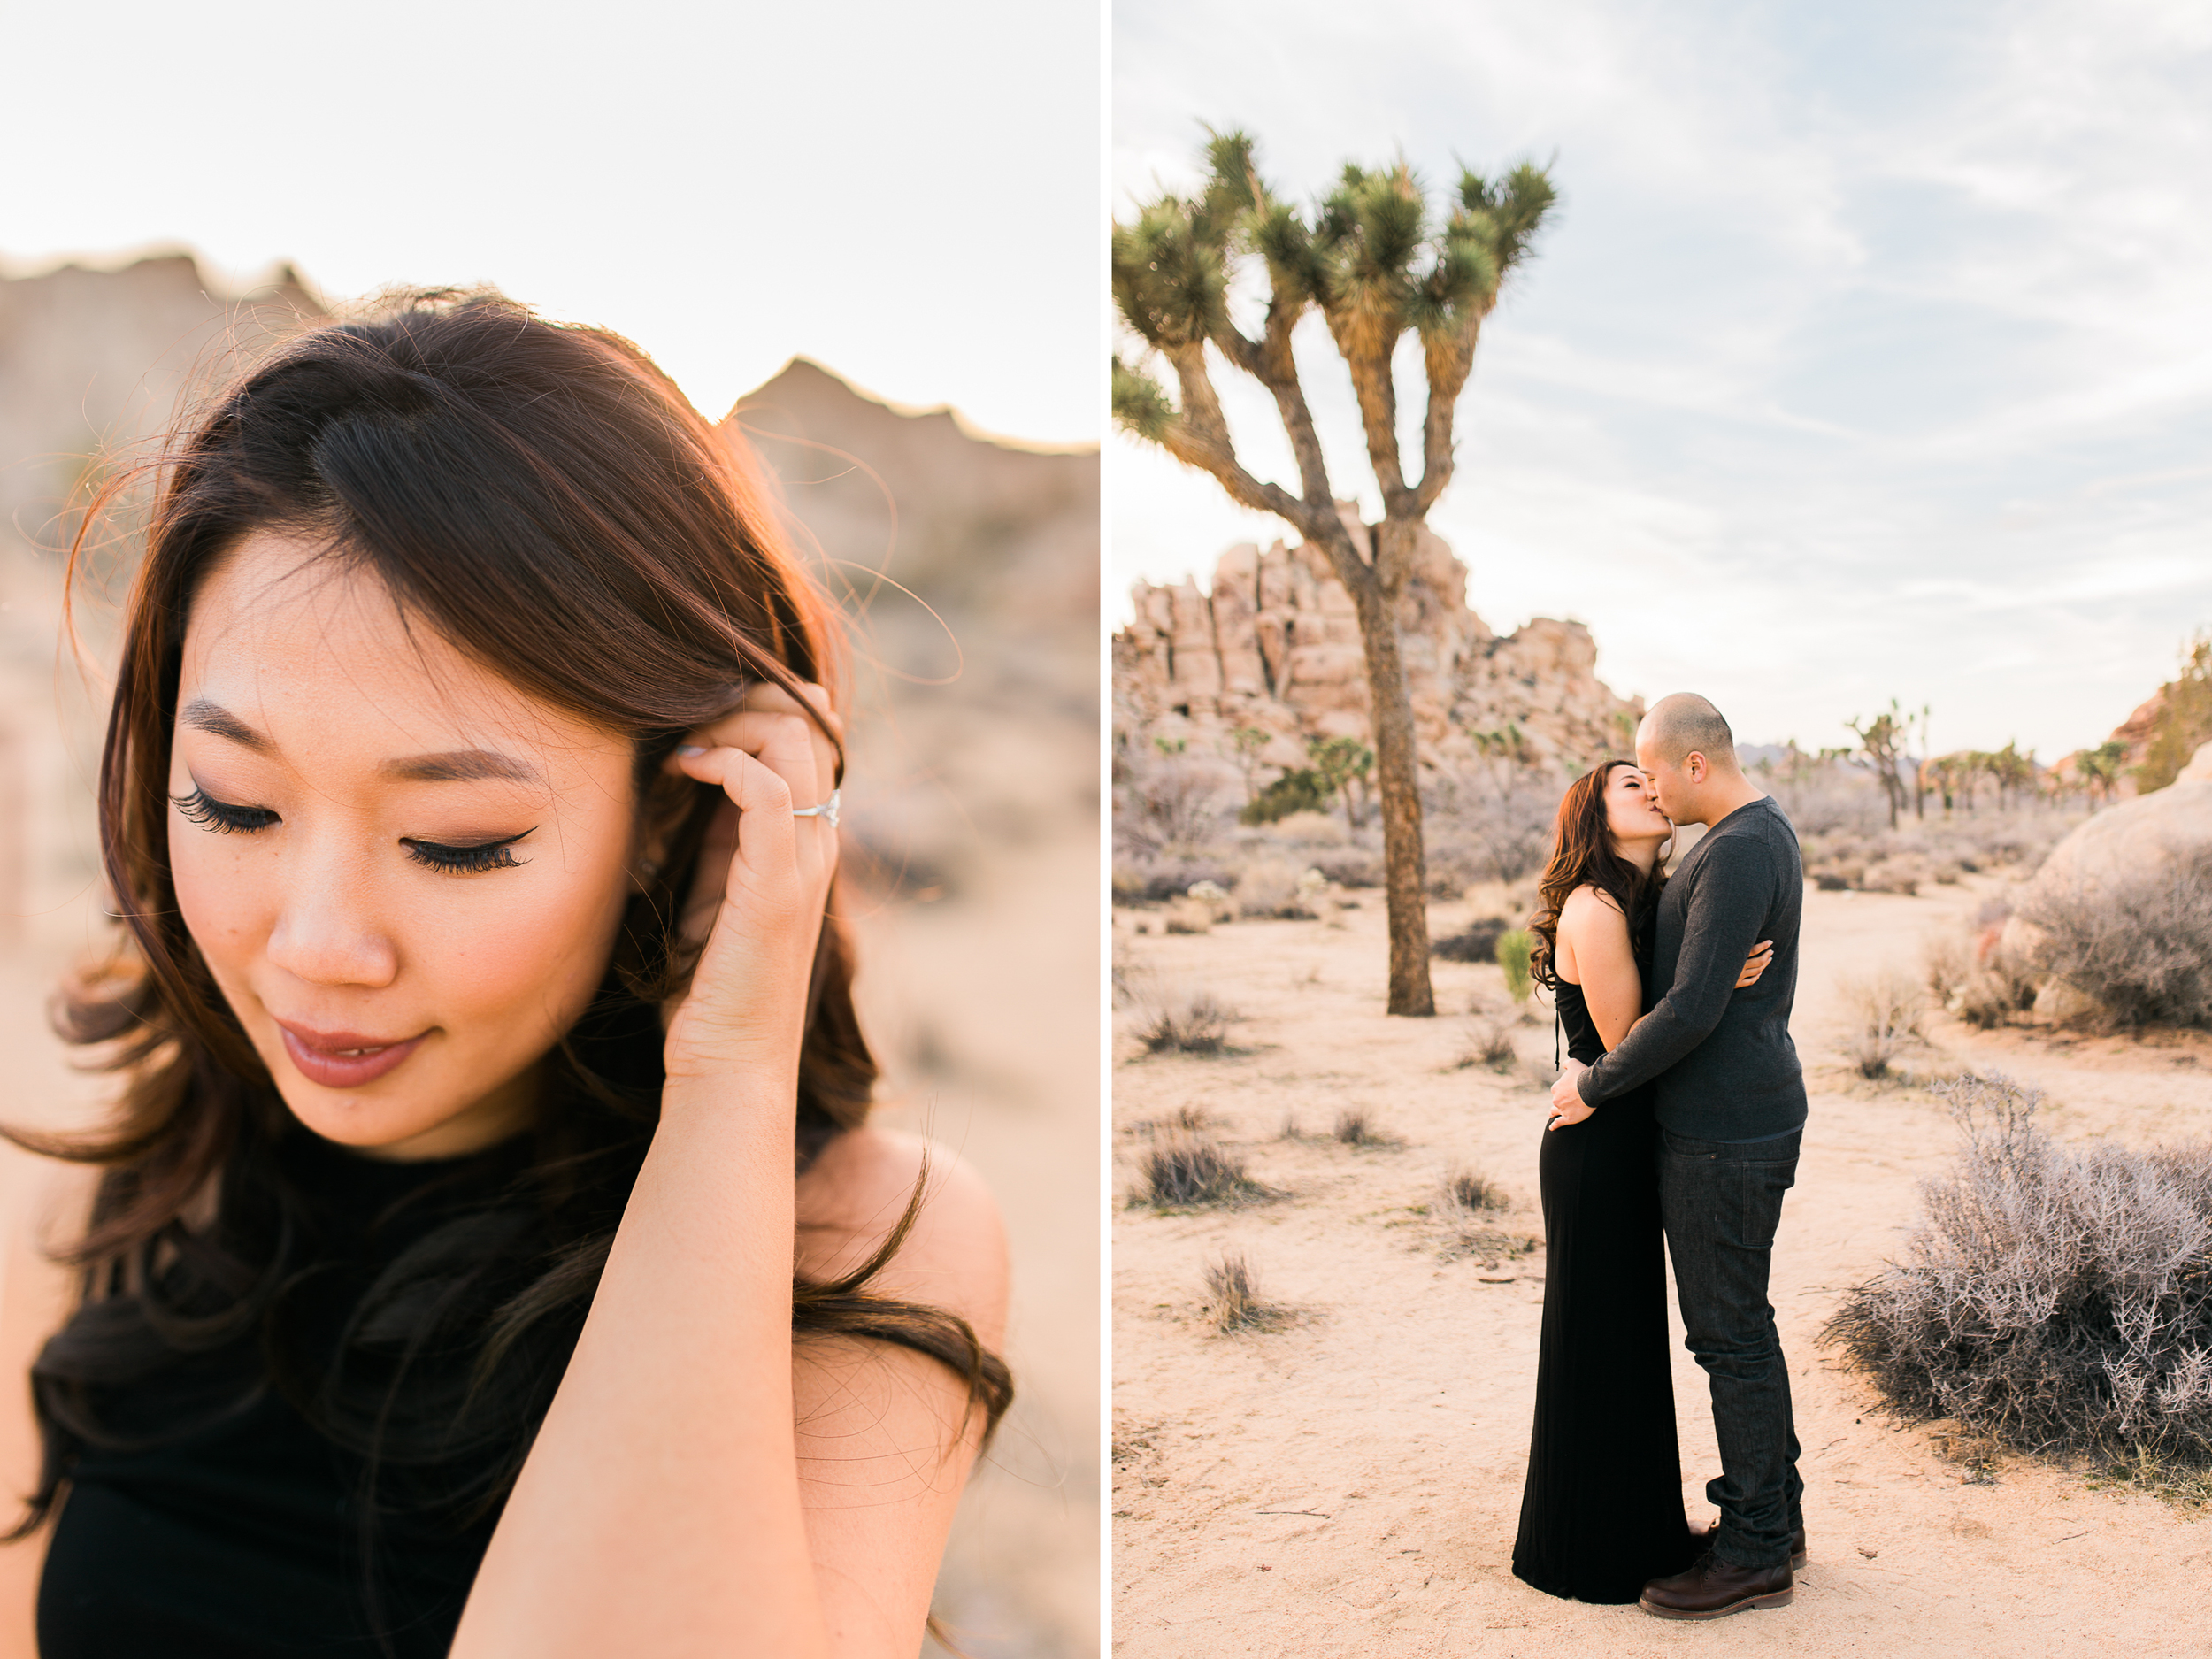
[{"xmin": 1113, "ymin": 512, "xmax": 1641, "ymax": 780}]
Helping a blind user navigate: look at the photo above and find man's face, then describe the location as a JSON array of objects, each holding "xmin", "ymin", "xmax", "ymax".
[{"xmin": 1634, "ymin": 723, "xmax": 1694, "ymax": 822}]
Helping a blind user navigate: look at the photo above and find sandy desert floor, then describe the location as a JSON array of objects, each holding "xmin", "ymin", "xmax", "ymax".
[{"xmin": 1110, "ymin": 875, "xmax": 2212, "ymax": 1657}]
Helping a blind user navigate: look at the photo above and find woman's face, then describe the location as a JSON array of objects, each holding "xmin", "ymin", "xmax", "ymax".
[
  {"xmin": 1602, "ymin": 763, "xmax": 1671, "ymax": 849},
  {"xmin": 169, "ymin": 530, "xmax": 641, "ymax": 1160}
]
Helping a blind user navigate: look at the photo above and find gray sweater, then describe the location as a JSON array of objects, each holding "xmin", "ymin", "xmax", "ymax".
[{"xmin": 1578, "ymin": 794, "xmax": 1809, "ymax": 1141}]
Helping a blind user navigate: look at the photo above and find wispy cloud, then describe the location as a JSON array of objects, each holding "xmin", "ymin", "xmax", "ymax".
[{"xmin": 1113, "ymin": 0, "xmax": 2212, "ymax": 757}]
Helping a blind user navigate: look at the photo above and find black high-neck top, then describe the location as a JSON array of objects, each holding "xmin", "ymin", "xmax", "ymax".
[{"xmin": 37, "ymin": 1133, "xmax": 534, "ymax": 1659}]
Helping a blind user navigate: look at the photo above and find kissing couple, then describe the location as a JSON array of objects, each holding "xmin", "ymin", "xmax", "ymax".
[{"xmin": 1508, "ymin": 694, "xmax": 1809, "ymax": 1619}]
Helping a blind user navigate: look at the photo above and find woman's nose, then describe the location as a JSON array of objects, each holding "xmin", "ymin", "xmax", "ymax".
[{"xmin": 265, "ymin": 862, "xmax": 400, "ymax": 988}]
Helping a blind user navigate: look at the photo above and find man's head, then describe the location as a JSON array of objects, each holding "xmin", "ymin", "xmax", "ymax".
[{"xmin": 1634, "ymin": 693, "xmax": 1747, "ymax": 825}]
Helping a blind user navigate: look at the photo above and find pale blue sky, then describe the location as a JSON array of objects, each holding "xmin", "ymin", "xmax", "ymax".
[
  {"xmin": 1113, "ymin": 0, "xmax": 2212, "ymax": 758},
  {"xmin": 2, "ymin": 0, "xmax": 1101, "ymax": 444}
]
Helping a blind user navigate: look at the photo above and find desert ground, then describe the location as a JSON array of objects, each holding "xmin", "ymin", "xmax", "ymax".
[{"xmin": 1111, "ymin": 876, "xmax": 2212, "ymax": 1657}]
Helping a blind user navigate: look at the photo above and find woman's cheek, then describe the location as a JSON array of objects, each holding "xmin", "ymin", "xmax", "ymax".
[{"xmin": 426, "ymin": 862, "xmax": 631, "ymax": 1056}]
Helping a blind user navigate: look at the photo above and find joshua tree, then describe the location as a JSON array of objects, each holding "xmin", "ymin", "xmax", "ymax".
[
  {"xmin": 2075, "ymin": 739, "xmax": 2128, "ymax": 809},
  {"xmin": 1847, "ymin": 702, "xmax": 1911, "ymax": 829},
  {"xmin": 1113, "ymin": 131, "xmax": 1556, "ymax": 1014},
  {"xmin": 1308, "ymin": 733, "xmax": 1376, "ymax": 832}
]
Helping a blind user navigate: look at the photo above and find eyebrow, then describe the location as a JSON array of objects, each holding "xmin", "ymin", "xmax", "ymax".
[{"xmin": 180, "ymin": 698, "xmax": 545, "ymax": 787}]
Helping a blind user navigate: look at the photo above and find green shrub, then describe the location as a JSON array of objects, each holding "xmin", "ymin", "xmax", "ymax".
[{"xmin": 1496, "ymin": 928, "xmax": 1534, "ymax": 1002}]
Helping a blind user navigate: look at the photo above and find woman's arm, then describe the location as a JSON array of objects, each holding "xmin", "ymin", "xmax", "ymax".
[
  {"xmin": 452, "ymin": 684, "xmax": 1003, "ymax": 1659},
  {"xmin": 0, "ymin": 1160, "xmax": 97, "ymax": 1659},
  {"xmin": 789, "ymin": 1129, "xmax": 1008, "ymax": 1649}
]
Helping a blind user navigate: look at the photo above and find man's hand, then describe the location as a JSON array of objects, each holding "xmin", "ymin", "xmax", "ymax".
[{"xmin": 1548, "ymin": 1060, "xmax": 1595, "ymax": 1132}]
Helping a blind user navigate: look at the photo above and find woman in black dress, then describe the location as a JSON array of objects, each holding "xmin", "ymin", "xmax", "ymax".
[
  {"xmin": 0, "ymin": 293, "xmax": 1012, "ymax": 1657},
  {"xmin": 1510, "ymin": 761, "xmax": 1769, "ymax": 1603}
]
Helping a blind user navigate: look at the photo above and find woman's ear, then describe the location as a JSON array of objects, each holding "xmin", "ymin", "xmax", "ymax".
[{"xmin": 632, "ymin": 764, "xmax": 697, "ymax": 891}]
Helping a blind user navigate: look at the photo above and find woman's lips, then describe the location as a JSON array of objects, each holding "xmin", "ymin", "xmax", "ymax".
[{"xmin": 276, "ymin": 1020, "xmax": 429, "ymax": 1088}]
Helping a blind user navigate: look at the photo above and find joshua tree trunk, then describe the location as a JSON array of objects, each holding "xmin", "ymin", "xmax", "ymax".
[{"xmin": 1347, "ymin": 571, "xmax": 1434, "ymax": 1016}]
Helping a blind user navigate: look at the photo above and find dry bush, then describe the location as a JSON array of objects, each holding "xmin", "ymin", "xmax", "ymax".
[
  {"xmin": 1305, "ymin": 847, "xmax": 1382, "ymax": 888},
  {"xmin": 1161, "ymin": 895, "xmax": 1215, "ymax": 935},
  {"xmin": 2018, "ymin": 847, "xmax": 2212, "ymax": 1029},
  {"xmin": 1333, "ymin": 1107, "xmax": 1393, "ymax": 1146},
  {"xmin": 1496, "ymin": 929, "xmax": 1535, "ymax": 1002},
  {"xmin": 1452, "ymin": 1019, "xmax": 1517, "ymax": 1072},
  {"xmin": 1111, "ymin": 856, "xmax": 1237, "ymax": 907},
  {"xmin": 1202, "ymin": 1250, "xmax": 1292, "ymax": 1333},
  {"xmin": 1923, "ymin": 930, "xmax": 1972, "ymax": 1003},
  {"xmin": 1839, "ymin": 965, "xmax": 1925, "ymax": 1078},
  {"xmin": 1117, "ymin": 756, "xmax": 1236, "ymax": 856},
  {"xmin": 1139, "ymin": 1133, "xmax": 1273, "ymax": 1209},
  {"xmin": 1134, "ymin": 987, "xmax": 1236, "ymax": 1054},
  {"xmin": 1861, "ymin": 855, "xmax": 1924, "ymax": 896},
  {"xmin": 1127, "ymin": 1104, "xmax": 1211, "ymax": 1137},
  {"xmin": 1826, "ymin": 1073, "xmax": 2212, "ymax": 1470},
  {"xmin": 1233, "ymin": 855, "xmax": 1317, "ymax": 919},
  {"xmin": 1443, "ymin": 1166, "xmax": 1509, "ymax": 1214},
  {"xmin": 1432, "ymin": 917, "xmax": 1510, "ymax": 963}
]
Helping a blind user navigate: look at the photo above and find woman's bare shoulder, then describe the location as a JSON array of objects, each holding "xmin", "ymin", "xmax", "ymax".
[
  {"xmin": 794, "ymin": 1128, "xmax": 1009, "ymax": 1347},
  {"xmin": 1559, "ymin": 883, "xmax": 1628, "ymax": 925}
]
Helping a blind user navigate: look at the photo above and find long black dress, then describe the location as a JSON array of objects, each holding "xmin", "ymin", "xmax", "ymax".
[{"xmin": 1510, "ymin": 960, "xmax": 1700, "ymax": 1603}]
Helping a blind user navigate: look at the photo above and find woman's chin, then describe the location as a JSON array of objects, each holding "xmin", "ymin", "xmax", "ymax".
[{"xmin": 275, "ymin": 1083, "xmax": 523, "ymax": 1164}]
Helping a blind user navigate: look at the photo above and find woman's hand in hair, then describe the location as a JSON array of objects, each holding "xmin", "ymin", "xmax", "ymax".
[{"xmin": 660, "ymin": 681, "xmax": 843, "ymax": 1087}]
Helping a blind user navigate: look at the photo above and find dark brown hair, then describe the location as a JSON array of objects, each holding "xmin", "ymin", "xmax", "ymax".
[
  {"xmin": 9, "ymin": 293, "xmax": 1010, "ymax": 1566},
  {"xmin": 1527, "ymin": 760, "xmax": 1668, "ymax": 988}
]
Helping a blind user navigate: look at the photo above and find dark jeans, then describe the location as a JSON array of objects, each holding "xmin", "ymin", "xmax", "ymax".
[{"xmin": 1659, "ymin": 1126, "xmax": 1804, "ymax": 1571}]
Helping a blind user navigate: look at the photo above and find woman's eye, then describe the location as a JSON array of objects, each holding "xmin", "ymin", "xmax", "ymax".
[
  {"xmin": 172, "ymin": 787, "xmax": 279, "ymax": 834},
  {"xmin": 403, "ymin": 835, "xmax": 532, "ymax": 875}
]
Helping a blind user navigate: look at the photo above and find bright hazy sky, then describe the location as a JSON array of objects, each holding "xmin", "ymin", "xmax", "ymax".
[
  {"xmin": 3, "ymin": 0, "xmax": 1101, "ymax": 445},
  {"xmin": 1114, "ymin": 0, "xmax": 2212, "ymax": 759}
]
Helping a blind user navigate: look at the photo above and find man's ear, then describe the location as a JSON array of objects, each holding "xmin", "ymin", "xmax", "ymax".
[{"xmin": 1685, "ymin": 752, "xmax": 1708, "ymax": 784}]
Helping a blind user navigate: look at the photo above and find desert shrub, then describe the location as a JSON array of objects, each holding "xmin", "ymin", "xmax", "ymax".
[
  {"xmin": 2018, "ymin": 847, "xmax": 2212, "ymax": 1028},
  {"xmin": 1432, "ymin": 917, "xmax": 1510, "ymax": 963},
  {"xmin": 1203, "ymin": 1250, "xmax": 1291, "ymax": 1333},
  {"xmin": 1838, "ymin": 965, "xmax": 1924, "ymax": 1078},
  {"xmin": 1306, "ymin": 848, "xmax": 1383, "ymax": 888},
  {"xmin": 1496, "ymin": 929, "xmax": 1534, "ymax": 1002},
  {"xmin": 1333, "ymin": 1107, "xmax": 1389, "ymax": 1146},
  {"xmin": 1253, "ymin": 809, "xmax": 1348, "ymax": 846},
  {"xmin": 1825, "ymin": 1074, "xmax": 2212, "ymax": 1467},
  {"xmin": 1111, "ymin": 856, "xmax": 1237, "ymax": 907},
  {"xmin": 1452, "ymin": 1019, "xmax": 1517, "ymax": 1072},
  {"xmin": 1134, "ymin": 987, "xmax": 1236, "ymax": 1053},
  {"xmin": 1923, "ymin": 929, "xmax": 1972, "ymax": 1004},
  {"xmin": 1240, "ymin": 766, "xmax": 1333, "ymax": 826},
  {"xmin": 1861, "ymin": 855, "xmax": 1924, "ymax": 896},
  {"xmin": 1140, "ymin": 1133, "xmax": 1271, "ymax": 1208},
  {"xmin": 1443, "ymin": 1167, "xmax": 1509, "ymax": 1214},
  {"xmin": 1161, "ymin": 897, "xmax": 1214, "ymax": 935},
  {"xmin": 1814, "ymin": 872, "xmax": 1851, "ymax": 893},
  {"xmin": 1118, "ymin": 755, "xmax": 1237, "ymax": 856},
  {"xmin": 1233, "ymin": 855, "xmax": 1317, "ymax": 919}
]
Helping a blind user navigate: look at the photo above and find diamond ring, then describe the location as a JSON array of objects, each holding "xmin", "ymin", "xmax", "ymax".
[{"xmin": 791, "ymin": 788, "xmax": 841, "ymax": 828}]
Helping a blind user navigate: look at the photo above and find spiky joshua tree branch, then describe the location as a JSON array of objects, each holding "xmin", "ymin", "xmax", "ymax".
[{"xmin": 1113, "ymin": 129, "xmax": 1556, "ymax": 1017}]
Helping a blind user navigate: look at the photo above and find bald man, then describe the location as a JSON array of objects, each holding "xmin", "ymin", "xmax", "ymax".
[{"xmin": 1547, "ymin": 693, "xmax": 1809, "ymax": 1620}]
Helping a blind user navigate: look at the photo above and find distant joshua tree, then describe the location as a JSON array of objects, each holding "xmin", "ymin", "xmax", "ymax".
[
  {"xmin": 1847, "ymin": 702, "xmax": 1912, "ymax": 829},
  {"xmin": 1113, "ymin": 129, "xmax": 1556, "ymax": 1017}
]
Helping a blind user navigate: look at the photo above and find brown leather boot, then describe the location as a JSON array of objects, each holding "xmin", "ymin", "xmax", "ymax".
[
  {"xmin": 1701, "ymin": 1518, "xmax": 1807, "ymax": 1570},
  {"xmin": 1640, "ymin": 1550, "xmax": 1793, "ymax": 1619}
]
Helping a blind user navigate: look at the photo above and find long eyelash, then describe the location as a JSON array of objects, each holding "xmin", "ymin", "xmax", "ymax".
[
  {"xmin": 403, "ymin": 833, "xmax": 533, "ymax": 875},
  {"xmin": 172, "ymin": 787, "xmax": 279, "ymax": 834}
]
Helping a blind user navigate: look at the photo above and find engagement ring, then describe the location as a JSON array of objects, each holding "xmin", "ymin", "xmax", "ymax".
[{"xmin": 791, "ymin": 788, "xmax": 841, "ymax": 828}]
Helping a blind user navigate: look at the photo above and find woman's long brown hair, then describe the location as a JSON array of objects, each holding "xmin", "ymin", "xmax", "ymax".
[
  {"xmin": 7, "ymin": 294, "xmax": 1010, "ymax": 1573},
  {"xmin": 1527, "ymin": 760, "xmax": 1669, "ymax": 988}
]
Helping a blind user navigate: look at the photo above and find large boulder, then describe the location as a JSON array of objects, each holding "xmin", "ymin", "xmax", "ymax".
[{"xmin": 2002, "ymin": 778, "xmax": 2212, "ymax": 1021}]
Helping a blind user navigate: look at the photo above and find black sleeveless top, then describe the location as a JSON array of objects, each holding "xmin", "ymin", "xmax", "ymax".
[
  {"xmin": 38, "ymin": 1133, "xmax": 538, "ymax": 1659},
  {"xmin": 1552, "ymin": 902, "xmax": 1656, "ymax": 1069}
]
